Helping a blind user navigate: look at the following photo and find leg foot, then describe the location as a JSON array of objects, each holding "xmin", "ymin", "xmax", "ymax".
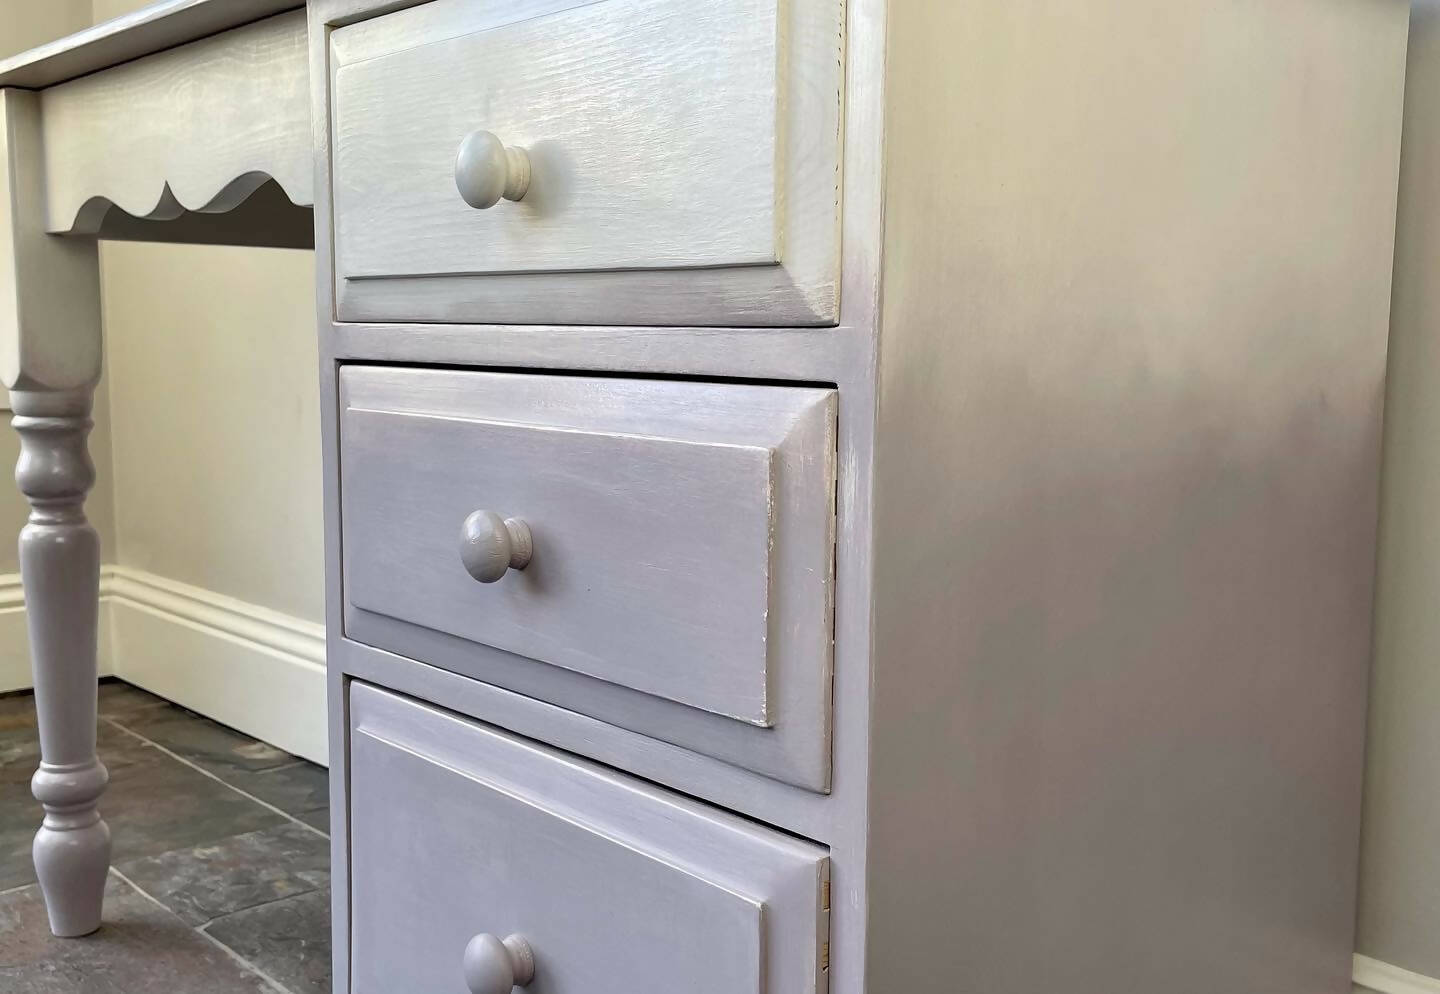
[{"xmin": 31, "ymin": 759, "xmax": 110, "ymax": 936}]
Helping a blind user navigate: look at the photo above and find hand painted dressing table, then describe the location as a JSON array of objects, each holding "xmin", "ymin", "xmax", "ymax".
[{"xmin": 0, "ymin": 2, "xmax": 1407, "ymax": 992}]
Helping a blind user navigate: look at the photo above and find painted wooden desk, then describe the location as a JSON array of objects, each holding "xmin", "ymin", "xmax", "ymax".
[
  {"xmin": 0, "ymin": 0, "xmax": 312, "ymax": 937},
  {"xmin": 0, "ymin": 1, "xmax": 1408, "ymax": 992}
]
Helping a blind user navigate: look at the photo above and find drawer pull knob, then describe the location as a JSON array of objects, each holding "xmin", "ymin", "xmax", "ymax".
[
  {"xmin": 461, "ymin": 510, "xmax": 533, "ymax": 583},
  {"xmin": 455, "ymin": 131, "xmax": 532, "ymax": 209},
  {"xmin": 463, "ymin": 933, "xmax": 535, "ymax": 993}
]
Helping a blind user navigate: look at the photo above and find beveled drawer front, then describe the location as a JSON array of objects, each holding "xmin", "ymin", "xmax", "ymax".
[
  {"xmin": 327, "ymin": 0, "xmax": 843, "ymax": 326},
  {"xmin": 348, "ymin": 683, "xmax": 830, "ymax": 994},
  {"xmin": 339, "ymin": 366, "xmax": 837, "ymax": 790}
]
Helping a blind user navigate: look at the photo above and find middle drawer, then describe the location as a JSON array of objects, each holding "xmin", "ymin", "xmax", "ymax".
[{"xmin": 338, "ymin": 366, "xmax": 837, "ymax": 791}]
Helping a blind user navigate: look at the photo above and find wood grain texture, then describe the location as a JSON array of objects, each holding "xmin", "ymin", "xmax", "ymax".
[
  {"xmin": 310, "ymin": 0, "xmax": 890, "ymax": 985},
  {"xmin": 339, "ymin": 366, "xmax": 837, "ymax": 789},
  {"xmin": 348, "ymin": 682, "xmax": 828, "ymax": 994},
  {"xmin": 334, "ymin": 0, "xmax": 780, "ymax": 275},
  {"xmin": 0, "ymin": 0, "xmax": 303, "ymax": 89},
  {"xmin": 39, "ymin": 10, "xmax": 312, "ymax": 235},
  {"xmin": 327, "ymin": 0, "xmax": 843, "ymax": 326}
]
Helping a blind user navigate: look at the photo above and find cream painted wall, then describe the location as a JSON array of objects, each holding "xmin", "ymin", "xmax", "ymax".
[
  {"xmin": 95, "ymin": 0, "xmax": 319, "ymax": 624},
  {"xmin": 1357, "ymin": 1, "xmax": 1440, "ymax": 985},
  {"xmin": 98, "ymin": 243, "xmax": 323, "ymax": 623},
  {"xmin": 90, "ymin": 0, "xmax": 149, "ymax": 24},
  {"xmin": 0, "ymin": 0, "xmax": 91, "ymax": 53}
]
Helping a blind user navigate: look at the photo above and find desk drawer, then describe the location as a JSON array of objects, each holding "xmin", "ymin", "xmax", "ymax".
[
  {"xmin": 327, "ymin": 0, "xmax": 843, "ymax": 326},
  {"xmin": 338, "ymin": 365, "xmax": 836, "ymax": 790},
  {"xmin": 348, "ymin": 682, "xmax": 829, "ymax": 994}
]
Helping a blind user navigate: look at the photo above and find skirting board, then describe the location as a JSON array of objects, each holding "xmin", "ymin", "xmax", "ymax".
[
  {"xmin": 0, "ymin": 571, "xmax": 114, "ymax": 692},
  {"xmin": 0, "ymin": 566, "xmax": 326, "ymax": 765},
  {"xmin": 1356, "ymin": 955, "xmax": 1440, "ymax": 994}
]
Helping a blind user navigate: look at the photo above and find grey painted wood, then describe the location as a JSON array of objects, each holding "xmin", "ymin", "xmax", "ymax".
[
  {"xmin": 1359, "ymin": 3, "xmax": 1440, "ymax": 980},
  {"xmin": 39, "ymin": 10, "xmax": 313, "ymax": 235},
  {"xmin": 453, "ymin": 131, "xmax": 532, "ymax": 211},
  {"xmin": 348, "ymin": 681, "xmax": 828, "ymax": 994},
  {"xmin": 310, "ymin": 0, "xmax": 888, "ymax": 987},
  {"xmin": 314, "ymin": 1, "xmax": 1401, "ymax": 992},
  {"xmin": 12, "ymin": 387, "xmax": 107, "ymax": 938},
  {"xmin": 863, "ymin": 2, "xmax": 1407, "ymax": 993},
  {"xmin": 462, "ymin": 933, "xmax": 534, "ymax": 994},
  {"xmin": 335, "ymin": 636, "xmax": 837, "ymax": 843},
  {"xmin": 0, "ymin": 89, "xmax": 101, "ymax": 394},
  {"xmin": 339, "ymin": 366, "xmax": 837, "ymax": 789},
  {"xmin": 89, "ymin": 177, "xmax": 313, "ymax": 249},
  {"xmin": 0, "ymin": 0, "xmax": 304, "ymax": 90},
  {"xmin": 326, "ymin": 0, "xmax": 843, "ymax": 327},
  {"xmin": 458, "ymin": 510, "xmax": 533, "ymax": 584},
  {"xmin": 0, "ymin": 87, "xmax": 108, "ymax": 939}
]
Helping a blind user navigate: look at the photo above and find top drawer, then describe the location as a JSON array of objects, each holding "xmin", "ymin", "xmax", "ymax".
[{"xmin": 327, "ymin": 0, "xmax": 844, "ymax": 327}]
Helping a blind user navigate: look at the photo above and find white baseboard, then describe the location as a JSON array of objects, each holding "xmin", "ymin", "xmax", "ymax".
[
  {"xmin": 0, "ymin": 566, "xmax": 326, "ymax": 766},
  {"xmin": 1356, "ymin": 955, "xmax": 1440, "ymax": 994}
]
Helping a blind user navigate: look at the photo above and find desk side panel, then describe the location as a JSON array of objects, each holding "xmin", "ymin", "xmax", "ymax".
[{"xmin": 867, "ymin": 1, "xmax": 1407, "ymax": 991}]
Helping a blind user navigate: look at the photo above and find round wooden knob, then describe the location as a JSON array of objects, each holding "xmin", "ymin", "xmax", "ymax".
[
  {"xmin": 463, "ymin": 933, "xmax": 535, "ymax": 993},
  {"xmin": 455, "ymin": 131, "xmax": 531, "ymax": 209},
  {"xmin": 461, "ymin": 510, "xmax": 533, "ymax": 583}
]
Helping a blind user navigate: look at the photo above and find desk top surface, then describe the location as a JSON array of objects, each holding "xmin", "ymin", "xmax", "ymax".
[{"xmin": 0, "ymin": 0, "xmax": 303, "ymax": 90}]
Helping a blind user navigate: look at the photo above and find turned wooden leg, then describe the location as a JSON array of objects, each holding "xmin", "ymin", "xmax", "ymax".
[{"xmin": 13, "ymin": 387, "xmax": 108, "ymax": 937}]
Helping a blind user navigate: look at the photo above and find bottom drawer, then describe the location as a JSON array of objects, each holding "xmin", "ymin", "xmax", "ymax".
[{"xmin": 347, "ymin": 682, "xmax": 830, "ymax": 993}]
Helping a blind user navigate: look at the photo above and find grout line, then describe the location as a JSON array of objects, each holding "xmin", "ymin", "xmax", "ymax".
[
  {"xmin": 101, "ymin": 716, "xmax": 329, "ymax": 842},
  {"xmin": 109, "ymin": 866, "xmax": 297, "ymax": 994}
]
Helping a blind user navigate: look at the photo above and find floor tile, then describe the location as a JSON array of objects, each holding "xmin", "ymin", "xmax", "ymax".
[
  {"xmin": 0, "ymin": 681, "xmax": 170, "ymax": 736},
  {"xmin": 206, "ymin": 888, "xmax": 331, "ymax": 994},
  {"xmin": 97, "ymin": 681, "xmax": 171, "ymax": 721},
  {"xmin": 222, "ymin": 761, "xmax": 330, "ymax": 831},
  {"xmin": 101, "ymin": 741, "xmax": 288, "ymax": 866},
  {"xmin": 0, "ymin": 693, "xmax": 36, "ymax": 734},
  {"xmin": 0, "ymin": 873, "xmax": 278, "ymax": 994},
  {"xmin": 115, "ymin": 823, "xmax": 328, "ymax": 927},
  {"xmin": 109, "ymin": 705, "xmax": 296, "ymax": 776},
  {"xmin": 102, "ymin": 697, "xmax": 328, "ymax": 833}
]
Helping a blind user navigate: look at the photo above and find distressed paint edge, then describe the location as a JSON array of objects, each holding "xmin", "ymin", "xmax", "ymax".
[{"xmin": 1356, "ymin": 955, "xmax": 1440, "ymax": 994}]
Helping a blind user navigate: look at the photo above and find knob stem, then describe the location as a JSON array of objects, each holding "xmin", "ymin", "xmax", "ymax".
[
  {"xmin": 503, "ymin": 934, "xmax": 535, "ymax": 986},
  {"xmin": 461, "ymin": 510, "xmax": 533, "ymax": 583},
  {"xmin": 502, "ymin": 517, "xmax": 533, "ymax": 571}
]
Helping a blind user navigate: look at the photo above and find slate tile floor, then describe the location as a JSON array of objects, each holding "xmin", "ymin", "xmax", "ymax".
[{"xmin": 0, "ymin": 679, "xmax": 330, "ymax": 993}]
